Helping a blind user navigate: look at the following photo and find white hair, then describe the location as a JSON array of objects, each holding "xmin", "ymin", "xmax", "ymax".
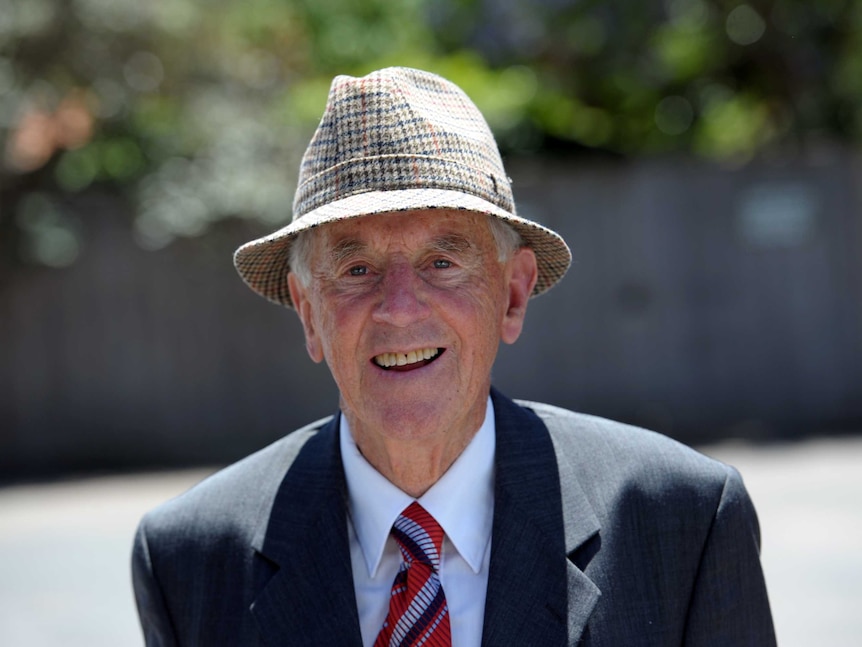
[{"xmin": 288, "ymin": 213, "xmax": 523, "ymax": 286}]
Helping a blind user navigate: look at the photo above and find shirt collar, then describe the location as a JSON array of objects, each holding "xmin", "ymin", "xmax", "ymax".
[{"xmin": 340, "ymin": 397, "xmax": 496, "ymax": 578}]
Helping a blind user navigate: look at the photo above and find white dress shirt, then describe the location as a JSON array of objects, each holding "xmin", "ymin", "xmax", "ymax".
[{"xmin": 340, "ymin": 397, "xmax": 496, "ymax": 647}]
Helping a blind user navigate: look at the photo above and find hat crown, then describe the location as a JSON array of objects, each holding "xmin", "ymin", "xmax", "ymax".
[
  {"xmin": 233, "ymin": 67, "xmax": 572, "ymax": 309},
  {"xmin": 293, "ymin": 67, "xmax": 514, "ymax": 220}
]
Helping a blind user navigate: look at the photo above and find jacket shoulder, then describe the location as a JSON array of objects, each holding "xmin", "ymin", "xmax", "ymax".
[
  {"xmin": 514, "ymin": 399, "xmax": 737, "ymax": 494},
  {"xmin": 132, "ymin": 415, "xmax": 341, "ymax": 645},
  {"xmin": 139, "ymin": 415, "xmax": 335, "ymax": 543}
]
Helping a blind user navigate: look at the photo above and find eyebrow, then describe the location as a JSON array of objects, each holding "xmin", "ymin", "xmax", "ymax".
[
  {"xmin": 329, "ymin": 239, "xmax": 367, "ymax": 266},
  {"xmin": 429, "ymin": 234, "xmax": 474, "ymax": 255},
  {"xmin": 326, "ymin": 233, "xmax": 476, "ymax": 266}
]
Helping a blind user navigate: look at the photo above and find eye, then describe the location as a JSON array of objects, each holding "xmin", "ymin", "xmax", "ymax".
[
  {"xmin": 348, "ymin": 265, "xmax": 368, "ymax": 276},
  {"xmin": 432, "ymin": 259, "xmax": 452, "ymax": 269}
]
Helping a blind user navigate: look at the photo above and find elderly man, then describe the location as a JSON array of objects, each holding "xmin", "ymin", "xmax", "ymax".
[{"xmin": 132, "ymin": 68, "xmax": 776, "ymax": 646}]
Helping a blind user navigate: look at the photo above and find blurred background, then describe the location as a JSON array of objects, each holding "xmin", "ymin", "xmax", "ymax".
[{"xmin": 1, "ymin": 0, "xmax": 861, "ymax": 644}]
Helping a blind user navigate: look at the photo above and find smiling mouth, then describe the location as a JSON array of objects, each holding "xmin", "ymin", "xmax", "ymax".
[{"xmin": 373, "ymin": 348, "xmax": 443, "ymax": 371}]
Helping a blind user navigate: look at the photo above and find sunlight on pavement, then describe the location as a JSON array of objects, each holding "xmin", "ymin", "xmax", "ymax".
[
  {"xmin": 704, "ymin": 436, "xmax": 862, "ymax": 647},
  {"xmin": 1, "ymin": 436, "xmax": 860, "ymax": 647}
]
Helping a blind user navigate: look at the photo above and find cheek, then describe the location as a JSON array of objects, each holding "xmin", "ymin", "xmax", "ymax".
[
  {"xmin": 443, "ymin": 280, "xmax": 508, "ymax": 349},
  {"xmin": 316, "ymin": 302, "xmax": 365, "ymax": 366},
  {"xmin": 471, "ymin": 273, "xmax": 509, "ymax": 324}
]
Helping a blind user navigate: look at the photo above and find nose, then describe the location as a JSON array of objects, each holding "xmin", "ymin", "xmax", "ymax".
[{"xmin": 372, "ymin": 261, "xmax": 431, "ymax": 326}]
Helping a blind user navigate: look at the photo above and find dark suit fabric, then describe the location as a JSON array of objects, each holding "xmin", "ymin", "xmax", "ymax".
[{"xmin": 132, "ymin": 389, "xmax": 776, "ymax": 646}]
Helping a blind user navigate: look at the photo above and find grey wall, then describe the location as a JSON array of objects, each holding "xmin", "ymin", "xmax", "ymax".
[
  {"xmin": 2, "ymin": 151, "xmax": 861, "ymax": 478},
  {"xmin": 497, "ymin": 152, "xmax": 862, "ymax": 441}
]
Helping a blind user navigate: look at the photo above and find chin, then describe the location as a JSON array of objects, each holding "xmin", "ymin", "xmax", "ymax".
[
  {"xmin": 366, "ymin": 398, "xmax": 455, "ymax": 441},
  {"xmin": 385, "ymin": 404, "xmax": 446, "ymax": 435}
]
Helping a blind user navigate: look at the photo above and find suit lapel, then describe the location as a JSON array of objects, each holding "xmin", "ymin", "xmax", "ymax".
[
  {"xmin": 250, "ymin": 416, "xmax": 363, "ymax": 647},
  {"xmin": 244, "ymin": 392, "xmax": 601, "ymax": 646},
  {"xmin": 481, "ymin": 390, "xmax": 601, "ymax": 646}
]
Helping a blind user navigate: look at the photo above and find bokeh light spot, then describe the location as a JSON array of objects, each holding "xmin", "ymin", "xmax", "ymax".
[
  {"xmin": 655, "ymin": 95, "xmax": 694, "ymax": 135},
  {"xmin": 124, "ymin": 52, "xmax": 164, "ymax": 93},
  {"xmin": 726, "ymin": 4, "xmax": 766, "ymax": 46},
  {"xmin": 55, "ymin": 146, "xmax": 100, "ymax": 191},
  {"xmin": 15, "ymin": 193, "xmax": 82, "ymax": 268}
]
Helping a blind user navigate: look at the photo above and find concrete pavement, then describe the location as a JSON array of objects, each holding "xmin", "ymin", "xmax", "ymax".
[
  {"xmin": 704, "ymin": 436, "xmax": 862, "ymax": 647},
  {"xmin": 1, "ymin": 435, "xmax": 860, "ymax": 646}
]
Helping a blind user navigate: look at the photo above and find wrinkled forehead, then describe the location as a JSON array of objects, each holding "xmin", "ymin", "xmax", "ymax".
[{"xmin": 310, "ymin": 209, "xmax": 495, "ymax": 259}]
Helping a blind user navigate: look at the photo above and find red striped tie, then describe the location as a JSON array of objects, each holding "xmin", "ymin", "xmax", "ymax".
[{"xmin": 374, "ymin": 502, "xmax": 452, "ymax": 647}]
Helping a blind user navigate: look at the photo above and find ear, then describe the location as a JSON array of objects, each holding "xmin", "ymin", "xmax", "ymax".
[
  {"xmin": 288, "ymin": 272, "xmax": 325, "ymax": 363},
  {"xmin": 501, "ymin": 246, "xmax": 538, "ymax": 345}
]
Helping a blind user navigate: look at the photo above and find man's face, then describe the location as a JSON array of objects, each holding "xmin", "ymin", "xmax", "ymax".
[{"xmin": 288, "ymin": 209, "xmax": 537, "ymax": 452}]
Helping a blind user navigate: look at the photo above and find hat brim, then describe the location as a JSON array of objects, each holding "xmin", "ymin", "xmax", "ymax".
[{"xmin": 233, "ymin": 188, "xmax": 572, "ymax": 308}]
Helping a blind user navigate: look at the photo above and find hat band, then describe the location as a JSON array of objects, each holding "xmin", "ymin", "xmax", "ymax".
[{"xmin": 292, "ymin": 154, "xmax": 514, "ymax": 220}]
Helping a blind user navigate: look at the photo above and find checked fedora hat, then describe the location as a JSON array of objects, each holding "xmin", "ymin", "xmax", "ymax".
[{"xmin": 233, "ymin": 66, "xmax": 571, "ymax": 308}]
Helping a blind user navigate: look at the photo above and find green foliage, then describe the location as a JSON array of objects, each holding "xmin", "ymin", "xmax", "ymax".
[{"xmin": 1, "ymin": 0, "xmax": 860, "ymax": 265}]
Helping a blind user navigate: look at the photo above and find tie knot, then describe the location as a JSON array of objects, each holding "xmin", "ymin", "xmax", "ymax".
[{"xmin": 391, "ymin": 502, "xmax": 444, "ymax": 569}]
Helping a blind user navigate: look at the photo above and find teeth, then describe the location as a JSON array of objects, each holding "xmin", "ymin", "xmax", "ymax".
[{"xmin": 374, "ymin": 348, "xmax": 440, "ymax": 368}]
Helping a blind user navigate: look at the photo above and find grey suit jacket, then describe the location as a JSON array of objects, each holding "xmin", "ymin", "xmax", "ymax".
[{"xmin": 132, "ymin": 389, "xmax": 776, "ymax": 646}]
